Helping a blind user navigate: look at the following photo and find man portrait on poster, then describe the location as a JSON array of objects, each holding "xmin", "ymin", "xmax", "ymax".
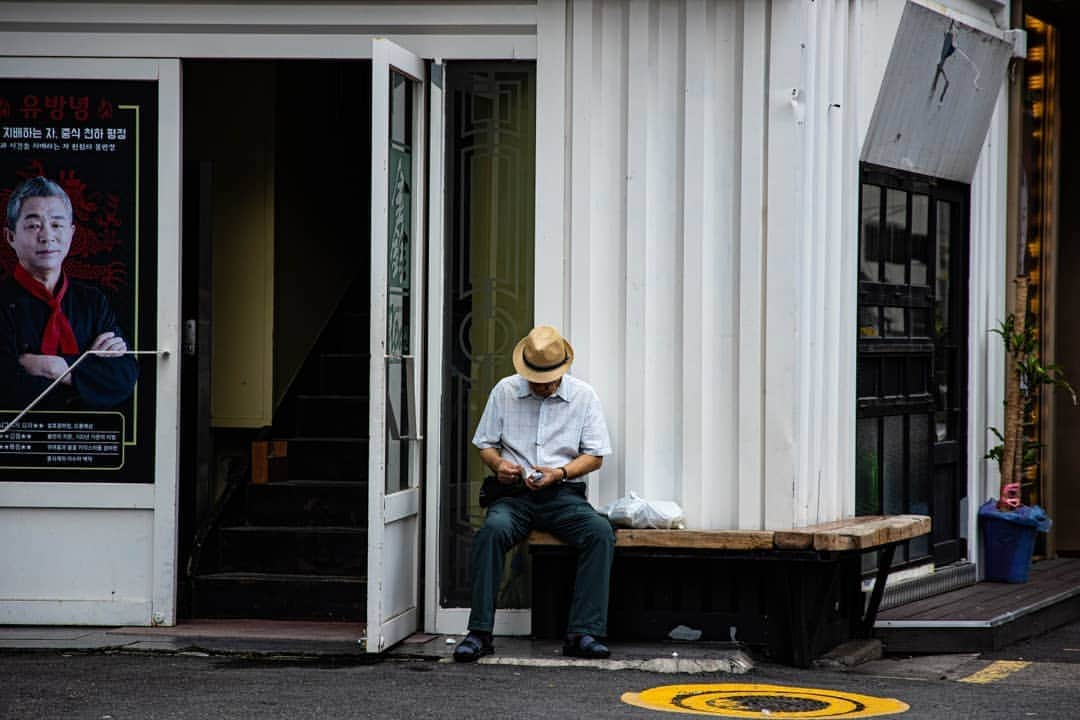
[{"xmin": 0, "ymin": 175, "xmax": 137, "ymax": 411}]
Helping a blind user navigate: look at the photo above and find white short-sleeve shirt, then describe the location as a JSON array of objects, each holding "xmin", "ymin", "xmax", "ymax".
[{"xmin": 472, "ymin": 373, "xmax": 612, "ymax": 484}]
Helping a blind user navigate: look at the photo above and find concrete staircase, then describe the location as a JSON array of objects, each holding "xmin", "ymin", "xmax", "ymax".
[{"xmin": 192, "ymin": 282, "xmax": 370, "ymax": 621}]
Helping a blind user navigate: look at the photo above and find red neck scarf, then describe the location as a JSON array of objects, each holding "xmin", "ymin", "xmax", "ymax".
[{"xmin": 13, "ymin": 263, "xmax": 79, "ymax": 354}]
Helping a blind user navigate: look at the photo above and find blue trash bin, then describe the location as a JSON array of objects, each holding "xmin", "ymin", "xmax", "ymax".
[{"xmin": 978, "ymin": 500, "xmax": 1051, "ymax": 583}]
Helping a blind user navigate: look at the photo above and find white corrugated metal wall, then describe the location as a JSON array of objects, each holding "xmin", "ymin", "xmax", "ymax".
[
  {"xmin": 969, "ymin": 91, "xmax": 1008, "ymax": 558},
  {"xmin": 538, "ymin": 0, "xmax": 1008, "ymax": 534},
  {"xmin": 762, "ymin": 0, "xmax": 861, "ymax": 530},
  {"xmin": 538, "ymin": 0, "xmax": 862, "ymax": 530}
]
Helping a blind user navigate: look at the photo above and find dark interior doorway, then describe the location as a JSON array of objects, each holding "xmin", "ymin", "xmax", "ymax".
[
  {"xmin": 856, "ymin": 164, "xmax": 970, "ymax": 570},
  {"xmin": 178, "ymin": 60, "xmax": 373, "ymax": 619}
]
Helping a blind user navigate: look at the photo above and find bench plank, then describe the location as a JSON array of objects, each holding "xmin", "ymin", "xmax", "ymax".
[
  {"xmin": 812, "ymin": 515, "xmax": 930, "ymax": 551},
  {"xmin": 529, "ymin": 515, "xmax": 930, "ymax": 553},
  {"xmin": 773, "ymin": 519, "xmax": 859, "ymax": 550},
  {"xmin": 775, "ymin": 515, "xmax": 931, "ymax": 552},
  {"xmin": 528, "ymin": 529, "xmax": 776, "ymax": 551},
  {"xmin": 616, "ymin": 529, "xmax": 776, "ymax": 550}
]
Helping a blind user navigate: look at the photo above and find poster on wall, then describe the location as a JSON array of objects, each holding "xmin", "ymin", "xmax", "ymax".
[{"xmin": 0, "ymin": 79, "xmax": 157, "ymax": 483}]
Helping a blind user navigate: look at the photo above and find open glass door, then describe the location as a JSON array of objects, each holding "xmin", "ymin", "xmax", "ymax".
[{"xmin": 366, "ymin": 39, "xmax": 426, "ymax": 652}]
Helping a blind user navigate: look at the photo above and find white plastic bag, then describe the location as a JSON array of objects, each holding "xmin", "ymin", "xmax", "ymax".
[{"xmin": 599, "ymin": 491, "xmax": 686, "ymax": 529}]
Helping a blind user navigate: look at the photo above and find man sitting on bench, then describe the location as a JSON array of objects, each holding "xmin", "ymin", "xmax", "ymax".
[{"xmin": 453, "ymin": 325, "xmax": 615, "ymax": 662}]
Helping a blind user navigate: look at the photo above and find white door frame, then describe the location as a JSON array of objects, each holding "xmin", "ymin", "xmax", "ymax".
[
  {"xmin": 0, "ymin": 57, "xmax": 181, "ymax": 626},
  {"xmin": 423, "ymin": 59, "xmax": 447, "ymax": 636}
]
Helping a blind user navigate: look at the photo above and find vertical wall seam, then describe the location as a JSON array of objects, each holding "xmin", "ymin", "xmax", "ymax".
[
  {"xmin": 569, "ymin": 0, "xmax": 588, "ymax": 374},
  {"xmin": 820, "ymin": 0, "xmax": 838, "ymax": 521},
  {"xmin": 681, "ymin": 0, "xmax": 705, "ymax": 526},
  {"xmin": 618, "ymin": 0, "xmax": 630, "ymax": 500},
  {"xmin": 563, "ymin": 0, "xmax": 574, "ymax": 331},
  {"xmin": 675, "ymin": 0, "xmax": 688, "ymax": 506},
  {"xmin": 734, "ymin": 0, "xmax": 743, "ymax": 526},
  {"xmin": 840, "ymin": 0, "xmax": 855, "ymax": 518},
  {"xmin": 732, "ymin": 0, "xmax": 745, "ymax": 526},
  {"xmin": 759, "ymin": 0, "xmax": 771, "ymax": 528},
  {"xmin": 796, "ymin": 0, "xmax": 816, "ymax": 526},
  {"xmin": 742, "ymin": 0, "xmax": 767, "ymax": 530},
  {"xmin": 534, "ymin": 0, "xmax": 567, "ymax": 329},
  {"xmin": 810, "ymin": 0, "xmax": 827, "ymax": 522},
  {"xmin": 623, "ymin": 0, "xmax": 648, "ymax": 494}
]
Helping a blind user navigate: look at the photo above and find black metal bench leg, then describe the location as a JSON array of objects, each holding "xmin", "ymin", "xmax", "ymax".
[
  {"xmin": 779, "ymin": 563, "xmax": 811, "ymax": 668},
  {"xmin": 805, "ymin": 558, "xmax": 846, "ymax": 661},
  {"xmin": 860, "ymin": 542, "xmax": 897, "ymax": 637}
]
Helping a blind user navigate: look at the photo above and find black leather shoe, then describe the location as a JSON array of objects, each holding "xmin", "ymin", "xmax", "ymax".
[
  {"xmin": 562, "ymin": 633, "xmax": 610, "ymax": 659},
  {"xmin": 453, "ymin": 631, "xmax": 494, "ymax": 663}
]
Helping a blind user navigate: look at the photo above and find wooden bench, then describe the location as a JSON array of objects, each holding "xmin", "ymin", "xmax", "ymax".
[{"xmin": 528, "ymin": 515, "xmax": 930, "ymax": 667}]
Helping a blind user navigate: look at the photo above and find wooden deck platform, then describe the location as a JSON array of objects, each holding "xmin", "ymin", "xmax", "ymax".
[{"xmin": 874, "ymin": 558, "xmax": 1080, "ymax": 654}]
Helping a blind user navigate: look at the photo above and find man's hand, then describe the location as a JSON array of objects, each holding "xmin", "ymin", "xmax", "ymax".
[
  {"xmin": 90, "ymin": 331, "xmax": 127, "ymax": 358},
  {"xmin": 495, "ymin": 459, "xmax": 523, "ymax": 485},
  {"xmin": 479, "ymin": 447, "xmax": 523, "ymax": 485},
  {"xmin": 18, "ymin": 354, "xmax": 72, "ymax": 384},
  {"xmin": 527, "ymin": 466, "xmax": 562, "ymax": 491}
]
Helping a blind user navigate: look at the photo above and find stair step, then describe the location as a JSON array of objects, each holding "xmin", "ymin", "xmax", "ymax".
[
  {"xmin": 295, "ymin": 395, "xmax": 369, "ymax": 437},
  {"xmin": 192, "ymin": 572, "xmax": 366, "ymax": 621},
  {"xmin": 245, "ymin": 481, "xmax": 368, "ymax": 525},
  {"xmin": 287, "ymin": 438, "xmax": 368, "ymax": 481},
  {"xmin": 319, "ymin": 353, "xmax": 370, "ymax": 395},
  {"xmin": 220, "ymin": 526, "xmax": 367, "ymax": 575},
  {"xmin": 341, "ymin": 282, "xmax": 372, "ymax": 310},
  {"xmin": 323, "ymin": 311, "xmax": 371, "ymax": 353}
]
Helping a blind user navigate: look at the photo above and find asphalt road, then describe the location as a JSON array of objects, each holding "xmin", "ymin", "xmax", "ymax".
[{"xmin": 4, "ymin": 621, "xmax": 1080, "ymax": 720}]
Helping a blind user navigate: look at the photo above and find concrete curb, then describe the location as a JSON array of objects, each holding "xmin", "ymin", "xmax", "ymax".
[{"xmin": 467, "ymin": 651, "xmax": 755, "ymax": 674}]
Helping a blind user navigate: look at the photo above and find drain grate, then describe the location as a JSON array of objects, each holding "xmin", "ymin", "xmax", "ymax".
[{"xmin": 879, "ymin": 562, "xmax": 977, "ymax": 611}]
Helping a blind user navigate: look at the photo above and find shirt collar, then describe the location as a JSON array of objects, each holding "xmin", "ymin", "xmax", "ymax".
[{"xmin": 513, "ymin": 374, "xmax": 575, "ymax": 401}]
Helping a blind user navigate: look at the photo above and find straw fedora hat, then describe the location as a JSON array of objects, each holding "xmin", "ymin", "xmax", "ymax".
[{"xmin": 512, "ymin": 325, "xmax": 575, "ymax": 383}]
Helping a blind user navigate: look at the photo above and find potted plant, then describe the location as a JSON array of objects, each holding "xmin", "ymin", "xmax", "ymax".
[{"xmin": 982, "ymin": 277, "xmax": 1075, "ymax": 582}]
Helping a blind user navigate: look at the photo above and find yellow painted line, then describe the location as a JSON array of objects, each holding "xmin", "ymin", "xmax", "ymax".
[
  {"xmin": 958, "ymin": 660, "xmax": 1032, "ymax": 684},
  {"xmin": 621, "ymin": 683, "xmax": 908, "ymax": 718}
]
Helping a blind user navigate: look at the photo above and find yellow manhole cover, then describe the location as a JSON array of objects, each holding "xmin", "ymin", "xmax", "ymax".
[{"xmin": 621, "ymin": 683, "xmax": 909, "ymax": 718}]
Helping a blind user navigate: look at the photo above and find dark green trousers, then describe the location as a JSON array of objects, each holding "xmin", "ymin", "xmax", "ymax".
[{"xmin": 467, "ymin": 484, "xmax": 615, "ymax": 636}]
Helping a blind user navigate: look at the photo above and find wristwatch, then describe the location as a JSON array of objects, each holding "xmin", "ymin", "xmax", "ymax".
[{"xmin": 559, "ymin": 467, "xmax": 568, "ymax": 481}]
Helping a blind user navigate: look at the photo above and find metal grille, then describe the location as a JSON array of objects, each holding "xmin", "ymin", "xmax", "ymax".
[{"xmin": 879, "ymin": 562, "xmax": 977, "ymax": 611}]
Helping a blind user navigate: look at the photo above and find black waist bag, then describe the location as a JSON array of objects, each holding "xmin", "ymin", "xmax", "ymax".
[
  {"xmin": 478, "ymin": 475, "xmax": 524, "ymax": 508},
  {"xmin": 478, "ymin": 475, "xmax": 586, "ymax": 508}
]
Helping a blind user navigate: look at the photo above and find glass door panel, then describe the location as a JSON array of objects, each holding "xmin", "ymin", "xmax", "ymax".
[
  {"xmin": 367, "ymin": 39, "xmax": 425, "ymax": 652},
  {"xmin": 438, "ymin": 63, "xmax": 536, "ymax": 617}
]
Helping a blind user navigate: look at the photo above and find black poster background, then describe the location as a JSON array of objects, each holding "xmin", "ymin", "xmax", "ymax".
[{"xmin": 0, "ymin": 79, "xmax": 158, "ymax": 483}]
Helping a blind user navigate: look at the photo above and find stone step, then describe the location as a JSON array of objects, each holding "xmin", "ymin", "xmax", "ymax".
[
  {"xmin": 318, "ymin": 353, "xmax": 370, "ymax": 396},
  {"xmin": 321, "ymin": 311, "xmax": 370, "ymax": 354},
  {"xmin": 245, "ymin": 481, "xmax": 368, "ymax": 526},
  {"xmin": 286, "ymin": 438, "xmax": 369, "ymax": 481},
  {"xmin": 295, "ymin": 395, "xmax": 369, "ymax": 438},
  {"xmin": 192, "ymin": 572, "xmax": 366, "ymax": 621},
  {"xmin": 219, "ymin": 525, "xmax": 368, "ymax": 576}
]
